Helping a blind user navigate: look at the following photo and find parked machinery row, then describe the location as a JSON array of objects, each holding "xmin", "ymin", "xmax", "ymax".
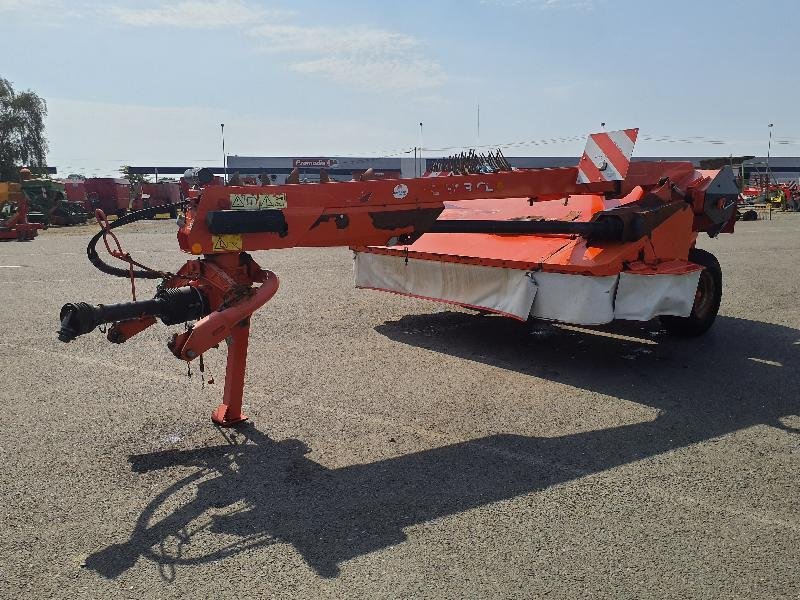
[{"xmin": 65, "ymin": 178, "xmax": 182, "ymax": 219}]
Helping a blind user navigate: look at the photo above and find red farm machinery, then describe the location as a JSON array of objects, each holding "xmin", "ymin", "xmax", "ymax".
[
  {"xmin": 132, "ymin": 181, "xmax": 181, "ymax": 217},
  {"xmin": 84, "ymin": 178, "xmax": 131, "ymax": 218},
  {"xmin": 63, "ymin": 179, "xmax": 88, "ymax": 209},
  {"xmin": 58, "ymin": 129, "xmax": 738, "ymax": 427},
  {"xmin": 741, "ymin": 176, "xmax": 800, "ymax": 212},
  {"xmin": 0, "ymin": 182, "xmax": 40, "ymax": 241}
]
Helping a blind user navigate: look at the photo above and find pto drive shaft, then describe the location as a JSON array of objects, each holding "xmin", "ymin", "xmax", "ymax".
[{"xmin": 58, "ymin": 286, "xmax": 208, "ymax": 343}]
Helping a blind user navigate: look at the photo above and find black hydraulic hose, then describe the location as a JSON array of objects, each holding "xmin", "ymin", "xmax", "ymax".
[{"xmin": 86, "ymin": 200, "xmax": 190, "ymax": 279}]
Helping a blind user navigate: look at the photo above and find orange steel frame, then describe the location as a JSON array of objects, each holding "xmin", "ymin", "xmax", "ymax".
[
  {"xmin": 87, "ymin": 161, "xmax": 734, "ymax": 426},
  {"xmin": 357, "ymin": 165, "xmax": 733, "ymax": 278},
  {"xmin": 176, "ymin": 167, "xmax": 619, "ymax": 256}
]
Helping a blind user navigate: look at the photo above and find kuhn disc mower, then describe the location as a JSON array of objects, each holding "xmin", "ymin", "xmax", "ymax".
[{"xmin": 57, "ymin": 129, "xmax": 738, "ymax": 426}]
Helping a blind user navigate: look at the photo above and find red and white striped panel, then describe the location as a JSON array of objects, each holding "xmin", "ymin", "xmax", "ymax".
[{"xmin": 576, "ymin": 128, "xmax": 639, "ymax": 184}]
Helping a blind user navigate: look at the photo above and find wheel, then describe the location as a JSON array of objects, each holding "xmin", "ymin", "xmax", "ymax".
[{"xmin": 661, "ymin": 248, "xmax": 721, "ymax": 337}]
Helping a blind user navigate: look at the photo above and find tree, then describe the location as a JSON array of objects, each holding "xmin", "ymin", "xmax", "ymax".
[
  {"xmin": 118, "ymin": 166, "xmax": 151, "ymax": 212},
  {"xmin": 0, "ymin": 77, "xmax": 48, "ymax": 181},
  {"xmin": 119, "ymin": 165, "xmax": 149, "ymax": 186}
]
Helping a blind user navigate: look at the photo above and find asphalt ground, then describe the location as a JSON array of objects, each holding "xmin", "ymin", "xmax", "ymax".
[{"xmin": 1, "ymin": 214, "xmax": 798, "ymax": 599}]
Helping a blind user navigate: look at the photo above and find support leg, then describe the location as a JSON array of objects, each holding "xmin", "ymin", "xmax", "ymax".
[{"xmin": 211, "ymin": 319, "xmax": 250, "ymax": 427}]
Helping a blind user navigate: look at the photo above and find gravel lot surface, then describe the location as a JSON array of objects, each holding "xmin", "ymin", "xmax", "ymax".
[{"xmin": 1, "ymin": 214, "xmax": 799, "ymax": 599}]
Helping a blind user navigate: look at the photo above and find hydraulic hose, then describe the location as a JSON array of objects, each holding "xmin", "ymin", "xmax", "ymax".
[{"xmin": 86, "ymin": 200, "xmax": 189, "ymax": 279}]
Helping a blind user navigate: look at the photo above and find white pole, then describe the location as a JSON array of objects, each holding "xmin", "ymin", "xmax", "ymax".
[
  {"xmin": 418, "ymin": 122, "xmax": 424, "ymax": 175},
  {"xmin": 477, "ymin": 102, "xmax": 480, "ymax": 147},
  {"xmin": 221, "ymin": 123, "xmax": 226, "ymax": 184},
  {"xmin": 767, "ymin": 123, "xmax": 773, "ymax": 183}
]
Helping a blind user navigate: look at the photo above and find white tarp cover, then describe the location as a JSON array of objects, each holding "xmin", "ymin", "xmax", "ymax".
[
  {"xmin": 354, "ymin": 252, "xmax": 537, "ymax": 320},
  {"xmin": 354, "ymin": 251, "xmax": 702, "ymax": 325},
  {"xmin": 529, "ymin": 272, "xmax": 618, "ymax": 325},
  {"xmin": 614, "ymin": 270, "xmax": 701, "ymax": 321}
]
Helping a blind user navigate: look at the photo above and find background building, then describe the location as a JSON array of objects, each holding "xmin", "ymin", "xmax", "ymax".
[
  {"xmin": 123, "ymin": 155, "xmax": 800, "ymax": 185},
  {"xmin": 227, "ymin": 155, "xmax": 800, "ymax": 185}
]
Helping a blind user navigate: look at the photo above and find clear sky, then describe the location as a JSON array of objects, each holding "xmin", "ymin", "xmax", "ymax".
[{"xmin": 1, "ymin": 0, "xmax": 798, "ymax": 176}]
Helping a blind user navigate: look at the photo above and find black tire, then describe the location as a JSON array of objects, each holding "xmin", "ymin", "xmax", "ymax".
[{"xmin": 661, "ymin": 248, "xmax": 721, "ymax": 337}]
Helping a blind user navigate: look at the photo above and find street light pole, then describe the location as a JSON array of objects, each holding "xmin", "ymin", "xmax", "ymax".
[
  {"xmin": 767, "ymin": 123, "xmax": 774, "ymax": 220},
  {"xmin": 419, "ymin": 122, "xmax": 424, "ymax": 176},
  {"xmin": 221, "ymin": 123, "xmax": 226, "ymax": 184},
  {"xmin": 767, "ymin": 123, "xmax": 773, "ymax": 182},
  {"xmin": 476, "ymin": 103, "xmax": 480, "ymax": 147}
]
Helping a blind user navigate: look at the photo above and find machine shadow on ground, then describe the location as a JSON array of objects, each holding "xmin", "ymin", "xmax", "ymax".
[{"xmin": 84, "ymin": 314, "xmax": 800, "ymax": 580}]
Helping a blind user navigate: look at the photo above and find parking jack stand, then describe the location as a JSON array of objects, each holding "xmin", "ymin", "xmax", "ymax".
[{"xmin": 212, "ymin": 320, "xmax": 250, "ymax": 427}]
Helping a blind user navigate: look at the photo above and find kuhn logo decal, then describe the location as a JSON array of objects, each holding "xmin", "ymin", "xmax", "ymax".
[{"xmin": 393, "ymin": 184, "xmax": 409, "ymax": 199}]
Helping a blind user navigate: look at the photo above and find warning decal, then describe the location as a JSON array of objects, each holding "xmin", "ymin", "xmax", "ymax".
[
  {"xmin": 211, "ymin": 234, "xmax": 243, "ymax": 252},
  {"xmin": 230, "ymin": 193, "xmax": 287, "ymax": 210},
  {"xmin": 576, "ymin": 128, "xmax": 638, "ymax": 184}
]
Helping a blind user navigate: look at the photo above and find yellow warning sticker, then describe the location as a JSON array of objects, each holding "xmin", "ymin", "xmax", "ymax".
[
  {"xmin": 262, "ymin": 193, "xmax": 287, "ymax": 209},
  {"xmin": 211, "ymin": 234, "xmax": 243, "ymax": 252},
  {"xmin": 230, "ymin": 193, "xmax": 287, "ymax": 210},
  {"xmin": 230, "ymin": 193, "xmax": 260, "ymax": 210}
]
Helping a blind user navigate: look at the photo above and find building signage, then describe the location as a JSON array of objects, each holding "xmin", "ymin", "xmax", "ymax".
[{"xmin": 293, "ymin": 158, "xmax": 338, "ymax": 169}]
